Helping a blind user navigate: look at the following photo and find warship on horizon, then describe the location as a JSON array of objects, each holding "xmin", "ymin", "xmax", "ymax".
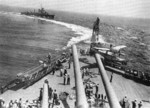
[{"xmin": 21, "ymin": 7, "xmax": 55, "ymax": 19}]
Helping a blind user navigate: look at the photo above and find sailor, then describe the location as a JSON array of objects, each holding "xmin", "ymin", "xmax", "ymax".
[
  {"xmin": 110, "ymin": 72, "xmax": 114, "ymax": 83},
  {"xmin": 104, "ymin": 95, "xmax": 107, "ymax": 101},
  {"xmin": 52, "ymin": 66, "xmax": 56, "ymax": 75},
  {"xmin": 45, "ymin": 79, "xmax": 49, "ymax": 84},
  {"xmin": 49, "ymin": 87, "xmax": 53, "ymax": 100},
  {"xmin": 83, "ymin": 68, "xmax": 86, "ymax": 76},
  {"xmin": 85, "ymin": 84, "xmax": 88, "ymax": 96},
  {"xmin": 63, "ymin": 74, "xmax": 66, "ymax": 85},
  {"xmin": 101, "ymin": 94, "xmax": 104, "ymax": 100},
  {"xmin": 95, "ymin": 84, "xmax": 99, "ymax": 96},
  {"xmin": 86, "ymin": 68, "xmax": 89, "ymax": 75},
  {"xmin": 67, "ymin": 74, "xmax": 70, "ymax": 85},
  {"xmin": 39, "ymin": 88, "xmax": 43, "ymax": 102},
  {"xmin": 100, "ymin": 94, "xmax": 106, "ymax": 108},
  {"xmin": 138, "ymin": 101, "xmax": 142, "ymax": 108},
  {"xmin": 52, "ymin": 90, "xmax": 58, "ymax": 106},
  {"xmin": 124, "ymin": 97, "xmax": 130, "ymax": 108},
  {"xmin": 18, "ymin": 98, "xmax": 22, "ymax": 108},
  {"xmin": 82, "ymin": 69, "xmax": 85, "ymax": 79},
  {"xmin": 68, "ymin": 57, "xmax": 71, "ymax": 69},
  {"xmin": 97, "ymin": 94, "xmax": 101, "ymax": 103},
  {"xmin": 47, "ymin": 53, "xmax": 51, "ymax": 63},
  {"xmin": 120, "ymin": 96, "xmax": 128, "ymax": 108},
  {"xmin": 86, "ymin": 84, "xmax": 91, "ymax": 98},
  {"xmin": 95, "ymin": 93, "xmax": 99, "ymax": 106},
  {"xmin": 0, "ymin": 99, "xmax": 5, "ymax": 108},
  {"xmin": 57, "ymin": 59, "xmax": 62, "ymax": 68},
  {"xmin": 8, "ymin": 100, "xmax": 13, "ymax": 108},
  {"xmin": 89, "ymin": 83, "xmax": 93, "ymax": 97},
  {"xmin": 109, "ymin": 44, "xmax": 113, "ymax": 52},
  {"xmin": 132, "ymin": 100, "xmax": 137, "ymax": 108},
  {"xmin": 64, "ymin": 69, "xmax": 67, "ymax": 76}
]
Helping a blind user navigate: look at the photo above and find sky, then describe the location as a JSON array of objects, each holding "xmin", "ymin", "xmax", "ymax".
[{"xmin": 0, "ymin": 0, "xmax": 150, "ymax": 18}]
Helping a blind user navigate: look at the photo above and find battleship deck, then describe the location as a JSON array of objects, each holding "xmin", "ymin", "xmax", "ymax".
[{"xmin": 1, "ymin": 52, "xmax": 150, "ymax": 108}]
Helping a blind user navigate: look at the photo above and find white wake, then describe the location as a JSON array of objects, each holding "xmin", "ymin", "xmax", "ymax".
[
  {"xmin": 21, "ymin": 15, "xmax": 106, "ymax": 48},
  {"xmin": 0, "ymin": 12, "xmax": 106, "ymax": 49}
]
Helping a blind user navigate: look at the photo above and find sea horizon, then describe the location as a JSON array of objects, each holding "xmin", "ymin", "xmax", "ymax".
[{"xmin": 1, "ymin": 4, "xmax": 150, "ymax": 33}]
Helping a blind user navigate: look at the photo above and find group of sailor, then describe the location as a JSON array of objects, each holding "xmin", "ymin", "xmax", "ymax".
[{"xmin": 120, "ymin": 96, "xmax": 143, "ymax": 108}]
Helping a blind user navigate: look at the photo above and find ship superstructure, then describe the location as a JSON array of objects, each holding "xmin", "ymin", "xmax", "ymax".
[{"xmin": 21, "ymin": 7, "xmax": 55, "ymax": 19}]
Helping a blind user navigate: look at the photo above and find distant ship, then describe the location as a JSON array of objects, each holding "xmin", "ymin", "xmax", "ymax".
[{"xmin": 21, "ymin": 7, "xmax": 55, "ymax": 19}]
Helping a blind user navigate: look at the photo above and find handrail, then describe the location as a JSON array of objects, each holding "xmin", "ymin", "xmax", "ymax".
[
  {"xmin": 18, "ymin": 49, "xmax": 70, "ymax": 78},
  {"xmin": 41, "ymin": 81, "xmax": 49, "ymax": 108},
  {"xmin": 19, "ymin": 65, "xmax": 43, "ymax": 77},
  {"xmin": 23, "ymin": 51, "xmax": 71, "ymax": 89},
  {"xmin": 94, "ymin": 53, "xmax": 121, "ymax": 108},
  {"xmin": 72, "ymin": 45, "xmax": 88, "ymax": 108}
]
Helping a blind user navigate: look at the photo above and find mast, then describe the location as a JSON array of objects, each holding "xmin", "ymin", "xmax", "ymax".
[{"xmin": 91, "ymin": 17, "xmax": 100, "ymax": 43}]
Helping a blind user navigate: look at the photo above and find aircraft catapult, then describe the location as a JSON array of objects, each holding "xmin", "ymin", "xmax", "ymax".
[{"xmin": 89, "ymin": 17, "xmax": 150, "ymax": 85}]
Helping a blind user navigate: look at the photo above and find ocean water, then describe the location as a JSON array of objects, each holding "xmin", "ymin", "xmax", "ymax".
[{"xmin": 0, "ymin": 12, "xmax": 79, "ymax": 87}]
